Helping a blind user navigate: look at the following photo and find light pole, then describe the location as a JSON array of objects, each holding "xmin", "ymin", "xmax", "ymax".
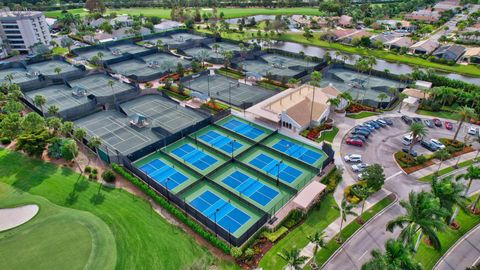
[
  {"xmin": 229, "ymin": 81, "xmax": 236, "ymax": 108},
  {"xmin": 214, "ymin": 208, "xmax": 220, "ymax": 237},
  {"xmin": 276, "ymin": 160, "xmax": 283, "ymax": 186},
  {"xmin": 230, "ymin": 139, "xmax": 236, "ymax": 159},
  {"xmin": 165, "ymin": 177, "xmax": 171, "ymax": 202}
]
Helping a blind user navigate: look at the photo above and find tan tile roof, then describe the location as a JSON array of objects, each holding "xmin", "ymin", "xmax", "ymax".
[
  {"xmin": 286, "ymin": 98, "xmax": 327, "ymax": 127},
  {"xmin": 403, "ymin": 88, "xmax": 430, "ymax": 99}
]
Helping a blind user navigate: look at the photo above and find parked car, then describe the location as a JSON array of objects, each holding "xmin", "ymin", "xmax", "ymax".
[
  {"xmin": 350, "ymin": 134, "xmax": 367, "ymax": 142},
  {"xmin": 356, "ymin": 125, "xmax": 374, "ymax": 132},
  {"xmin": 374, "ymin": 120, "xmax": 387, "ymax": 127},
  {"xmin": 344, "ymin": 154, "xmax": 362, "ymax": 162},
  {"xmin": 401, "ymin": 115, "xmax": 413, "ymax": 125},
  {"xmin": 420, "ymin": 140, "xmax": 439, "ymax": 152},
  {"xmin": 468, "ymin": 126, "xmax": 478, "ymax": 136},
  {"xmin": 346, "ymin": 137, "xmax": 363, "ymax": 146},
  {"xmin": 402, "ymin": 133, "xmax": 421, "ymax": 146},
  {"xmin": 352, "ymin": 129, "xmax": 370, "ymax": 138},
  {"xmin": 352, "ymin": 163, "xmax": 369, "ymax": 172},
  {"xmin": 423, "ymin": 119, "xmax": 434, "ymax": 128},
  {"xmin": 380, "ymin": 118, "xmax": 393, "ymax": 126},
  {"xmin": 430, "ymin": 139, "xmax": 446, "ymax": 149},
  {"xmin": 402, "ymin": 147, "xmax": 418, "ymax": 157},
  {"xmin": 445, "ymin": 121, "xmax": 453, "ymax": 130},
  {"xmin": 413, "ymin": 117, "xmax": 423, "ymax": 124},
  {"xmin": 433, "ymin": 118, "xmax": 442, "ymax": 127},
  {"xmin": 366, "ymin": 121, "xmax": 381, "ymax": 129}
]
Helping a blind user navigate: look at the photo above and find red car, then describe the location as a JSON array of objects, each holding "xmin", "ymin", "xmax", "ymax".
[
  {"xmin": 445, "ymin": 121, "xmax": 453, "ymax": 130},
  {"xmin": 346, "ymin": 137, "xmax": 363, "ymax": 147},
  {"xmin": 433, "ymin": 118, "xmax": 442, "ymax": 127}
]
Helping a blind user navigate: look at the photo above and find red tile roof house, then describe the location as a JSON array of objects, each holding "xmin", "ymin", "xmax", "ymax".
[{"xmin": 404, "ymin": 9, "xmax": 441, "ymax": 23}]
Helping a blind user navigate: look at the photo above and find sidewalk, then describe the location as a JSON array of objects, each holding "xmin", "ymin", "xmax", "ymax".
[{"xmin": 410, "ymin": 151, "xmax": 478, "ymax": 179}]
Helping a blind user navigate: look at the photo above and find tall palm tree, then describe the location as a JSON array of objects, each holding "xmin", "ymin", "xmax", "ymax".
[
  {"xmin": 357, "ymin": 186, "xmax": 375, "ymax": 219},
  {"xmin": 337, "ymin": 197, "xmax": 358, "ymax": 242},
  {"xmin": 386, "ymin": 191, "xmax": 448, "ymax": 251},
  {"xmin": 277, "ymin": 248, "xmax": 307, "ymax": 270},
  {"xmin": 377, "ymin": 93, "xmax": 388, "ymax": 109},
  {"xmin": 338, "ymin": 92, "xmax": 353, "ymax": 107},
  {"xmin": 407, "ymin": 122, "xmax": 428, "ymax": 153},
  {"xmin": 309, "ymin": 71, "xmax": 322, "ymax": 127},
  {"xmin": 107, "ymin": 80, "xmax": 116, "ymax": 104},
  {"xmin": 4, "ymin": 74, "xmax": 13, "ymax": 84},
  {"xmin": 60, "ymin": 121, "xmax": 74, "ymax": 137},
  {"xmin": 307, "ymin": 231, "xmax": 327, "ymax": 264},
  {"xmin": 361, "ymin": 239, "xmax": 422, "ymax": 270},
  {"xmin": 33, "ymin": 95, "xmax": 46, "ymax": 114},
  {"xmin": 327, "ymin": 97, "xmax": 340, "ymax": 111},
  {"xmin": 48, "ymin": 105, "xmax": 59, "ymax": 116},
  {"xmin": 434, "ymin": 149, "xmax": 451, "ymax": 173},
  {"xmin": 87, "ymin": 136, "xmax": 102, "ymax": 165},
  {"xmin": 453, "ymin": 106, "xmax": 475, "ymax": 141},
  {"xmin": 431, "ymin": 176, "xmax": 469, "ymax": 225}
]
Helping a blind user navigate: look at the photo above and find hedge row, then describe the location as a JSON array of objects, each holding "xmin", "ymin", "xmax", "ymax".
[{"xmin": 111, "ymin": 164, "xmax": 231, "ymax": 254}]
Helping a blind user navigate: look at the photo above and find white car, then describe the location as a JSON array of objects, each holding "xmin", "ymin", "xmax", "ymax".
[
  {"xmin": 468, "ymin": 126, "xmax": 478, "ymax": 136},
  {"xmin": 344, "ymin": 154, "xmax": 362, "ymax": 163},
  {"xmin": 352, "ymin": 163, "xmax": 369, "ymax": 172},
  {"xmin": 430, "ymin": 139, "xmax": 446, "ymax": 149}
]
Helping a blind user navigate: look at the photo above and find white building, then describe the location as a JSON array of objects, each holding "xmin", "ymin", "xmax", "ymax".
[
  {"xmin": 246, "ymin": 84, "xmax": 341, "ymax": 133},
  {"xmin": 0, "ymin": 9, "xmax": 51, "ymax": 54}
]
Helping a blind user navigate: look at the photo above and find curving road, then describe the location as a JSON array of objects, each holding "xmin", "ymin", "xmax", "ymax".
[
  {"xmin": 322, "ymin": 112, "xmax": 480, "ymax": 269},
  {"xmin": 435, "ymin": 223, "xmax": 480, "ymax": 270}
]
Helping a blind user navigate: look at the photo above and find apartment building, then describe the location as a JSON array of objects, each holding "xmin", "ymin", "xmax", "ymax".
[{"xmin": 0, "ymin": 9, "xmax": 51, "ymax": 54}]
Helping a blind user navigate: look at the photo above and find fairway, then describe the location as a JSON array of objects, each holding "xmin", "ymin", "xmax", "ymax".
[
  {"xmin": 0, "ymin": 184, "xmax": 116, "ymax": 270},
  {"xmin": 0, "ymin": 149, "xmax": 238, "ymax": 270},
  {"xmin": 44, "ymin": 7, "xmax": 323, "ymax": 19}
]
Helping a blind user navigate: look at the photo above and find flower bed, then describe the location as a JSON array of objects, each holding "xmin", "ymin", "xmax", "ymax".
[
  {"xmin": 344, "ymin": 182, "xmax": 367, "ymax": 204},
  {"xmin": 346, "ymin": 103, "xmax": 377, "ymax": 114},
  {"xmin": 394, "ymin": 151, "xmax": 435, "ymax": 174},
  {"xmin": 302, "ymin": 120, "xmax": 334, "ymax": 141}
]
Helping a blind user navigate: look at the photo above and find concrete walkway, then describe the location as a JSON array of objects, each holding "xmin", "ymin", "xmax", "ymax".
[{"xmin": 410, "ymin": 151, "xmax": 479, "ymax": 179}]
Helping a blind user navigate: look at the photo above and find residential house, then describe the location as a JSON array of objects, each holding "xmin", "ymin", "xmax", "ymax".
[
  {"xmin": 404, "ymin": 9, "xmax": 441, "ymax": 23},
  {"xmin": 89, "ymin": 17, "xmax": 107, "ymax": 28},
  {"xmin": 376, "ymin": 19, "xmax": 416, "ymax": 32},
  {"xmin": 409, "ymin": 39, "xmax": 439, "ymax": 55},
  {"xmin": 432, "ymin": 44, "xmax": 466, "ymax": 62},
  {"xmin": 153, "ymin": 20, "xmax": 184, "ymax": 32},
  {"xmin": 385, "ymin": 37, "xmax": 414, "ymax": 50},
  {"xmin": 335, "ymin": 29, "xmax": 371, "ymax": 44},
  {"xmin": 433, "ymin": 0, "xmax": 461, "ymax": 12},
  {"xmin": 461, "ymin": 47, "xmax": 480, "ymax": 63},
  {"xmin": 110, "ymin": 15, "xmax": 133, "ymax": 27},
  {"xmin": 338, "ymin": 15, "xmax": 353, "ymax": 27}
]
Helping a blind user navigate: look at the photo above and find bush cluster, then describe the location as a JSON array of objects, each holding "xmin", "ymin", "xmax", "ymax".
[
  {"xmin": 111, "ymin": 164, "xmax": 231, "ymax": 254},
  {"xmin": 101, "ymin": 170, "xmax": 116, "ymax": 183}
]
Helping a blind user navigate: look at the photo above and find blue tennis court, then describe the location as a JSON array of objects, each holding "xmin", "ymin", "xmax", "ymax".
[
  {"xmin": 139, "ymin": 159, "xmax": 188, "ymax": 190},
  {"xmin": 249, "ymin": 154, "xmax": 302, "ymax": 184},
  {"xmin": 272, "ymin": 139, "xmax": 322, "ymax": 165},
  {"xmin": 199, "ymin": 130, "xmax": 243, "ymax": 154},
  {"xmin": 222, "ymin": 171, "xmax": 279, "ymax": 206},
  {"xmin": 190, "ymin": 190, "xmax": 251, "ymax": 233},
  {"xmin": 171, "ymin": 143, "xmax": 218, "ymax": 171},
  {"xmin": 221, "ymin": 119, "xmax": 264, "ymax": 140}
]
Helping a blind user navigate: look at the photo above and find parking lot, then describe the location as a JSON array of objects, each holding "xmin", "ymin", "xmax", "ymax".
[{"xmin": 341, "ymin": 115, "xmax": 478, "ymax": 180}]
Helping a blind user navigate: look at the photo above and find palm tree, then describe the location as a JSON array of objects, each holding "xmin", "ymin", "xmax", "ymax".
[
  {"xmin": 407, "ymin": 122, "xmax": 428, "ymax": 153},
  {"xmin": 361, "ymin": 239, "xmax": 422, "ymax": 270},
  {"xmin": 277, "ymin": 248, "xmax": 307, "ymax": 270},
  {"xmin": 87, "ymin": 136, "xmax": 102, "ymax": 165},
  {"xmin": 212, "ymin": 43, "xmax": 220, "ymax": 59},
  {"xmin": 337, "ymin": 197, "xmax": 358, "ymax": 242},
  {"xmin": 327, "ymin": 97, "xmax": 340, "ymax": 112},
  {"xmin": 54, "ymin": 67, "xmax": 62, "ymax": 76},
  {"xmin": 453, "ymin": 106, "xmax": 475, "ymax": 141},
  {"xmin": 431, "ymin": 176, "xmax": 469, "ymax": 225},
  {"xmin": 33, "ymin": 95, "xmax": 46, "ymax": 114},
  {"xmin": 386, "ymin": 191, "xmax": 448, "ymax": 251},
  {"xmin": 338, "ymin": 92, "xmax": 353, "ymax": 106},
  {"xmin": 309, "ymin": 71, "xmax": 322, "ymax": 127},
  {"xmin": 108, "ymin": 80, "xmax": 116, "ymax": 104},
  {"xmin": 48, "ymin": 105, "xmax": 59, "ymax": 116},
  {"xmin": 60, "ymin": 121, "xmax": 74, "ymax": 137},
  {"xmin": 97, "ymin": 51, "xmax": 104, "ymax": 62},
  {"xmin": 357, "ymin": 186, "xmax": 375, "ymax": 219},
  {"xmin": 307, "ymin": 231, "xmax": 327, "ymax": 264},
  {"xmin": 4, "ymin": 74, "xmax": 13, "ymax": 84},
  {"xmin": 73, "ymin": 128, "xmax": 87, "ymax": 142},
  {"xmin": 377, "ymin": 93, "xmax": 388, "ymax": 109},
  {"xmin": 456, "ymin": 165, "xmax": 480, "ymax": 211},
  {"xmin": 387, "ymin": 87, "xmax": 397, "ymax": 107},
  {"xmin": 434, "ymin": 149, "xmax": 451, "ymax": 173}
]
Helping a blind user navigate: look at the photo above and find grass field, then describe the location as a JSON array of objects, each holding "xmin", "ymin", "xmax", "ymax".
[
  {"xmin": 416, "ymin": 109, "xmax": 461, "ymax": 121},
  {"xmin": 418, "ymin": 158, "xmax": 480, "ymax": 182},
  {"xmin": 313, "ymin": 195, "xmax": 395, "ymax": 267},
  {"xmin": 317, "ymin": 126, "xmax": 339, "ymax": 143},
  {"xmin": 258, "ymin": 194, "xmax": 339, "ymax": 270},
  {"xmin": 414, "ymin": 196, "xmax": 480, "ymax": 269},
  {"xmin": 346, "ymin": 111, "xmax": 379, "ymax": 119},
  {"xmin": 0, "ymin": 149, "xmax": 238, "ymax": 270},
  {"xmin": 44, "ymin": 7, "xmax": 323, "ymax": 19}
]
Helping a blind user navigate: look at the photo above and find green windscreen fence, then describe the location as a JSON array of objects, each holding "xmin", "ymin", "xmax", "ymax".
[{"xmin": 98, "ymin": 148, "xmax": 110, "ymax": 164}]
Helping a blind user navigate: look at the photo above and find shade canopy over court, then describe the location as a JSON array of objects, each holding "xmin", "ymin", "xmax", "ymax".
[
  {"xmin": 183, "ymin": 74, "xmax": 274, "ymax": 108},
  {"xmin": 27, "ymin": 60, "xmax": 80, "ymax": 76}
]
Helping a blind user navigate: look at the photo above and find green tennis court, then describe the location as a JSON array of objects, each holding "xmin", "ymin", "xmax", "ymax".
[
  {"xmin": 28, "ymin": 60, "xmax": 79, "ymax": 76},
  {"xmin": 76, "ymin": 48, "xmax": 118, "ymax": 62},
  {"xmin": 109, "ymin": 43, "xmax": 150, "ymax": 55},
  {"xmin": 237, "ymin": 53, "xmax": 314, "ymax": 78},
  {"xmin": 68, "ymin": 74, "xmax": 134, "ymax": 97},
  {"xmin": 25, "ymin": 84, "xmax": 90, "ymax": 112}
]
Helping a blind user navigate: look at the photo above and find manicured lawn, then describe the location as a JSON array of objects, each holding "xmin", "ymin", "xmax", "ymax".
[
  {"xmin": 45, "ymin": 7, "xmax": 323, "ymax": 19},
  {"xmin": 52, "ymin": 46, "xmax": 69, "ymax": 56},
  {"xmin": 317, "ymin": 126, "xmax": 339, "ymax": 143},
  {"xmin": 346, "ymin": 111, "xmax": 379, "ymax": 119},
  {"xmin": 314, "ymin": 196, "xmax": 395, "ymax": 267},
  {"xmin": 258, "ymin": 194, "xmax": 339, "ymax": 270},
  {"xmin": 416, "ymin": 109, "xmax": 461, "ymax": 121},
  {"xmin": 0, "ymin": 149, "xmax": 238, "ymax": 270},
  {"xmin": 418, "ymin": 158, "xmax": 479, "ymax": 182},
  {"xmin": 44, "ymin": 8, "xmax": 89, "ymax": 18},
  {"xmin": 414, "ymin": 197, "xmax": 480, "ymax": 269},
  {"xmin": 276, "ymin": 33, "xmax": 480, "ymax": 78}
]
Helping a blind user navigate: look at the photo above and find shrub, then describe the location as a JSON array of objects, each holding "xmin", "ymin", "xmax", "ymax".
[
  {"xmin": 282, "ymin": 209, "xmax": 304, "ymax": 228},
  {"xmin": 0, "ymin": 137, "xmax": 11, "ymax": 145},
  {"xmin": 262, "ymin": 226, "xmax": 288, "ymax": 242},
  {"xmin": 416, "ymin": 155, "xmax": 427, "ymax": 165},
  {"xmin": 47, "ymin": 138, "xmax": 63, "ymax": 159},
  {"xmin": 102, "ymin": 170, "xmax": 116, "ymax": 183},
  {"xmin": 111, "ymin": 164, "xmax": 231, "ymax": 254},
  {"xmin": 84, "ymin": 166, "xmax": 92, "ymax": 174},
  {"xmin": 244, "ymin": 248, "xmax": 255, "ymax": 259},
  {"xmin": 89, "ymin": 173, "xmax": 97, "ymax": 180},
  {"xmin": 230, "ymin": 247, "xmax": 243, "ymax": 258},
  {"xmin": 92, "ymin": 168, "xmax": 98, "ymax": 174}
]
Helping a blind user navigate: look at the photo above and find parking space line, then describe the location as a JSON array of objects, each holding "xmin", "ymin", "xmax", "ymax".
[{"xmin": 386, "ymin": 171, "xmax": 403, "ymax": 181}]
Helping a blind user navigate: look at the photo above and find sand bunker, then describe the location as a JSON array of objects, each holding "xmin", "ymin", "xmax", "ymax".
[{"xmin": 0, "ymin": 204, "xmax": 39, "ymax": 232}]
